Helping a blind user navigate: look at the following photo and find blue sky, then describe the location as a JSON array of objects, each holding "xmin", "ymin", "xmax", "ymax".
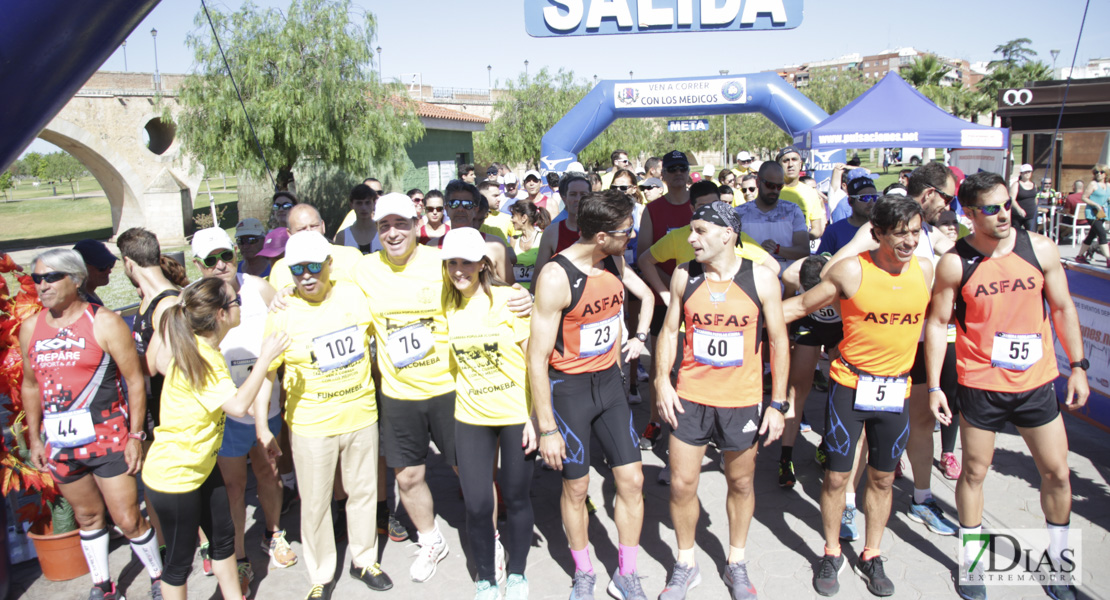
[{"xmin": 22, "ymin": 0, "xmax": 1108, "ymax": 156}]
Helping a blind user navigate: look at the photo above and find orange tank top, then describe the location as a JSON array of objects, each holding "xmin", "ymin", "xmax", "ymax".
[
  {"xmin": 549, "ymin": 255, "xmax": 624, "ymax": 374},
  {"xmin": 954, "ymin": 229, "xmax": 1057, "ymax": 392},
  {"xmin": 830, "ymin": 252, "xmax": 928, "ymax": 388},
  {"xmin": 676, "ymin": 260, "xmax": 763, "ymax": 407}
]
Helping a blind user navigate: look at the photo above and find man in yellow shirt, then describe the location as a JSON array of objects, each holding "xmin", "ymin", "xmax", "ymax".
[
  {"xmin": 777, "ymin": 147, "xmax": 826, "ymax": 241},
  {"xmin": 269, "ymin": 204, "xmax": 363, "ymax": 289}
]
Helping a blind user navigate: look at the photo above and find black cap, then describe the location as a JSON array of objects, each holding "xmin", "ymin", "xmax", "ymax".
[
  {"xmin": 662, "ymin": 150, "xmax": 689, "ymax": 168},
  {"xmin": 73, "ymin": 239, "xmax": 117, "ymax": 270},
  {"xmin": 847, "ymin": 176, "xmax": 878, "ymax": 196},
  {"xmin": 775, "ymin": 146, "xmax": 801, "ymax": 162}
]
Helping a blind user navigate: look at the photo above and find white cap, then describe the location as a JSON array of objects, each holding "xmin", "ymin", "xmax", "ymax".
[
  {"xmin": 567, "ymin": 161, "xmax": 585, "ymax": 172},
  {"xmin": 750, "ymin": 160, "xmax": 764, "ymax": 172},
  {"xmin": 373, "ymin": 192, "xmax": 418, "ymax": 221},
  {"xmin": 503, "ymin": 173, "xmax": 519, "ymax": 185},
  {"xmin": 704, "ymin": 164, "xmax": 716, "ymax": 177},
  {"xmin": 736, "ymin": 150, "xmax": 752, "ymax": 161},
  {"xmin": 440, "ymin": 228, "xmax": 487, "ymax": 262},
  {"xmin": 235, "ymin": 218, "xmax": 265, "ymax": 237},
  {"xmin": 192, "ymin": 227, "xmax": 234, "ymax": 259},
  {"xmin": 1019, "ymin": 163, "xmax": 1033, "ymax": 173},
  {"xmin": 284, "ymin": 231, "xmax": 332, "ymax": 265},
  {"xmin": 523, "ymin": 169, "xmax": 542, "ymax": 182}
]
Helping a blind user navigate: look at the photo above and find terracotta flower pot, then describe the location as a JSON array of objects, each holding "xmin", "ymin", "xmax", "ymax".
[{"xmin": 27, "ymin": 523, "xmax": 89, "ymax": 582}]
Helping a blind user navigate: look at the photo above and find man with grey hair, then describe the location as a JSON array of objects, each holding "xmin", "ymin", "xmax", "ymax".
[{"xmin": 533, "ymin": 172, "xmax": 591, "ymax": 279}]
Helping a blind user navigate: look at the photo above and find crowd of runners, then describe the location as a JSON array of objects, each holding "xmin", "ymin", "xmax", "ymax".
[{"xmin": 18, "ymin": 148, "xmax": 1093, "ymax": 600}]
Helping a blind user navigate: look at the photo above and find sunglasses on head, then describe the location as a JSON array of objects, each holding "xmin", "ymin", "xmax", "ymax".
[
  {"xmin": 289, "ymin": 262, "xmax": 326, "ymax": 276},
  {"xmin": 967, "ymin": 199, "xmax": 1012, "ymax": 216},
  {"xmin": 32, "ymin": 271, "xmax": 68, "ymax": 284},
  {"xmin": 447, "ymin": 199, "xmax": 476, "ymax": 210},
  {"xmin": 425, "ymin": 205, "xmax": 444, "ymax": 212},
  {"xmin": 237, "ymin": 235, "xmax": 263, "ymax": 245},
  {"xmin": 224, "ymin": 293, "xmax": 242, "ymax": 309},
  {"xmin": 760, "ymin": 180, "xmax": 784, "ymax": 191},
  {"xmin": 850, "ymin": 193, "xmax": 882, "ymax": 203},
  {"xmin": 272, "ymin": 201, "xmax": 295, "ymax": 210},
  {"xmin": 203, "ymin": 250, "xmax": 236, "ymax": 268},
  {"xmin": 611, "ymin": 185, "xmax": 632, "ymax": 192},
  {"xmin": 665, "ymin": 165, "xmax": 689, "ymax": 174}
]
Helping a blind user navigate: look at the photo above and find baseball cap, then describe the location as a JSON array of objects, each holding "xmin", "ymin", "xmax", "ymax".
[
  {"xmin": 640, "ymin": 177, "xmax": 663, "ymax": 188},
  {"xmin": 690, "ymin": 172, "xmax": 703, "ymax": 183},
  {"xmin": 847, "ymin": 167, "xmax": 879, "ymax": 182},
  {"xmin": 662, "ymin": 151, "xmax": 689, "ymax": 168},
  {"xmin": 736, "ymin": 150, "xmax": 753, "ymax": 162},
  {"xmin": 235, "ymin": 218, "xmax": 265, "ymax": 237},
  {"xmin": 284, "ymin": 231, "xmax": 332, "ymax": 265},
  {"xmin": 523, "ymin": 170, "xmax": 542, "ymax": 182},
  {"xmin": 704, "ymin": 164, "xmax": 716, "ymax": 178},
  {"xmin": 486, "ymin": 166, "xmax": 498, "ymax": 177},
  {"xmin": 1019, "ymin": 164, "xmax": 1033, "ymax": 173},
  {"xmin": 72, "ymin": 239, "xmax": 117, "ymax": 270},
  {"xmin": 191, "ymin": 227, "xmax": 235, "ymax": 259},
  {"xmin": 847, "ymin": 176, "xmax": 878, "ymax": 196},
  {"xmin": 776, "ymin": 147, "xmax": 801, "ymax": 162},
  {"xmin": 503, "ymin": 173, "xmax": 519, "ymax": 185},
  {"xmin": 566, "ymin": 161, "xmax": 585, "ymax": 173},
  {"xmin": 439, "ymin": 228, "xmax": 487, "ymax": 262},
  {"xmin": 256, "ymin": 227, "xmax": 291, "ymax": 258},
  {"xmin": 373, "ymin": 192, "xmax": 418, "ymax": 221}
]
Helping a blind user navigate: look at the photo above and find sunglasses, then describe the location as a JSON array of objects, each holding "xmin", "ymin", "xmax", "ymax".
[
  {"xmin": 237, "ymin": 235, "xmax": 263, "ymax": 245},
  {"xmin": 224, "ymin": 293, "xmax": 242, "ymax": 309},
  {"xmin": 32, "ymin": 271, "xmax": 68, "ymax": 284},
  {"xmin": 607, "ymin": 225, "xmax": 635, "ymax": 236},
  {"xmin": 425, "ymin": 206, "xmax": 444, "ymax": 212},
  {"xmin": 272, "ymin": 201, "xmax": 296, "ymax": 210},
  {"xmin": 1095, "ymin": 170, "xmax": 1107, "ymax": 175},
  {"xmin": 966, "ymin": 199, "xmax": 1013, "ymax": 216},
  {"xmin": 638, "ymin": 185, "xmax": 660, "ymax": 191},
  {"xmin": 850, "ymin": 193, "xmax": 882, "ymax": 203},
  {"xmin": 741, "ymin": 186, "xmax": 757, "ymax": 193},
  {"xmin": 615, "ymin": 159, "xmax": 630, "ymax": 165},
  {"xmin": 447, "ymin": 199, "xmax": 476, "ymax": 210},
  {"xmin": 928, "ymin": 186, "xmax": 957, "ymax": 205},
  {"xmin": 289, "ymin": 262, "xmax": 326, "ymax": 276},
  {"xmin": 760, "ymin": 181, "xmax": 784, "ymax": 191},
  {"xmin": 611, "ymin": 185, "xmax": 632, "ymax": 192},
  {"xmin": 203, "ymin": 250, "xmax": 236, "ymax": 267},
  {"xmin": 665, "ymin": 165, "xmax": 689, "ymax": 174},
  {"xmin": 412, "ymin": 197, "xmax": 425, "ymax": 204}
]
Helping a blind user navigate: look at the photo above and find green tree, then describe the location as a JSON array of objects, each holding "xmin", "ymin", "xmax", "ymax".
[
  {"xmin": 176, "ymin": 0, "xmax": 422, "ymax": 191},
  {"xmin": 978, "ymin": 59, "xmax": 1051, "ymax": 123},
  {"xmin": 0, "ymin": 171, "xmax": 13, "ymax": 201},
  {"xmin": 20, "ymin": 152, "xmax": 46, "ymax": 180},
  {"xmin": 989, "ymin": 38, "xmax": 1036, "ymax": 70},
  {"xmin": 40, "ymin": 152, "xmax": 87, "ymax": 199},
  {"xmin": 476, "ymin": 68, "xmax": 588, "ymax": 168}
]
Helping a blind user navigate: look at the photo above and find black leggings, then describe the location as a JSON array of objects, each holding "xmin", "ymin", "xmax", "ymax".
[
  {"xmin": 456, "ymin": 421, "xmax": 535, "ymax": 583},
  {"xmin": 1084, "ymin": 219, "xmax": 1108, "ymax": 246},
  {"xmin": 146, "ymin": 468, "xmax": 235, "ymax": 586},
  {"xmin": 939, "ymin": 342, "xmax": 961, "ymax": 454}
]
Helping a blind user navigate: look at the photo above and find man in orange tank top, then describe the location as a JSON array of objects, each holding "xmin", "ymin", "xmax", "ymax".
[
  {"xmin": 528, "ymin": 190, "xmax": 655, "ymax": 600},
  {"xmin": 784, "ymin": 195, "xmax": 934, "ymax": 597},
  {"xmin": 925, "ymin": 172, "xmax": 1088, "ymax": 600},
  {"xmin": 654, "ymin": 201, "xmax": 789, "ymax": 600}
]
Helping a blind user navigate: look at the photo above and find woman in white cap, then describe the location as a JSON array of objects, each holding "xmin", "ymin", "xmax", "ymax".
[
  {"xmin": 1009, "ymin": 164, "xmax": 1038, "ymax": 232},
  {"xmin": 440, "ymin": 228, "xmax": 536, "ymax": 600},
  {"xmin": 234, "ymin": 218, "xmax": 271, "ymax": 278}
]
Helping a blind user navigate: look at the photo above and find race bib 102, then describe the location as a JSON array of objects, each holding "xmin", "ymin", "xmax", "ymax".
[{"xmin": 312, "ymin": 326, "xmax": 365, "ymax": 372}]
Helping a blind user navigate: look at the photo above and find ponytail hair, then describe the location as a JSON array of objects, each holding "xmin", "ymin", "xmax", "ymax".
[
  {"xmin": 158, "ymin": 277, "xmax": 234, "ymax": 390},
  {"xmin": 159, "ymin": 255, "xmax": 191, "ymax": 288}
]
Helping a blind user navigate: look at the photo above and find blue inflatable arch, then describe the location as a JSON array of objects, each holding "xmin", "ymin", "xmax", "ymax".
[{"xmin": 541, "ymin": 72, "xmax": 842, "ymax": 177}]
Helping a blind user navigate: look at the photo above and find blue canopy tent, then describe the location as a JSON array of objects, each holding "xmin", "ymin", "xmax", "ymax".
[{"xmin": 793, "ymin": 71, "xmax": 1008, "ymax": 157}]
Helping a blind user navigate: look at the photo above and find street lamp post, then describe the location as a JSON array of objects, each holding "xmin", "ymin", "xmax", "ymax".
[
  {"xmin": 150, "ymin": 28, "xmax": 159, "ymax": 91},
  {"xmin": 1050, "ymin": 49, "xmax": 1061, "ymax": 75},
  {"xmin": 487, "ymin": 65, "xmax": 492, "ymax": 90},
  {"xmin": 122, "ymin": 40, "xmax": 127, "ymax": 72},
  {"xmin": 524, "ymin": 60, "xmax": 529, "ymax": 82},
  {"xmin": 376, "ymin": 46, "xmax": 382, "ymax": 81},
  {"xmin": 629, "ymin": 70, "xmax": 634, "ymax": 80},
  {"xmin": 720, "ymin": 70, "xmax": 729, "ymax": 166}
]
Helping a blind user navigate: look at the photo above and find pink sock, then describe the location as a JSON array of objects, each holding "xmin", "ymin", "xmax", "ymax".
[
  {"xmin": 570, "ymin": 547, "xmax": 593, "ymax": 573},
  {"xmin": 618, "ymin": 544, "xmax": 638, "ymax": 576}
]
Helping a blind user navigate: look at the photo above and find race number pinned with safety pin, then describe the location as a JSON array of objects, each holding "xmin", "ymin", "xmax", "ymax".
[
  {"xmin": 990, "ymin": 332, "xmax": 1042, "ymax": 371},
  {"xmin": 854, "ymin": 374, "xmax": 907, "ymax": 413},
  {"xmin": 44, "ymin": 409, "xmax": 96, "ymax": 448},
  {"xmin": 579, "ymin": 315, "xmax": 618, "ymax": 357},
  {"xmin": 312, "ymin": 326, "xmax": 365, "ymax": 372},
  {"xmin": 386, "ymin": 323, "xmax": 433, "ymax": 368},
  {"xmin": 692, "ymin": 328, "xmax": 743, "ymax": 367}
]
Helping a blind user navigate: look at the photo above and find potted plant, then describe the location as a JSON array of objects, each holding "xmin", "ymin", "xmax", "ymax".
[{"xmin": 0, "ymin": 253, "xmax": 88, "ymax": 581}]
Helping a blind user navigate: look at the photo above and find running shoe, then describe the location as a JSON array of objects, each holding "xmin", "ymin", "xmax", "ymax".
[
  {"xmin": 495, "ymin": 538, "xmax": 507, "ymax": 585},
  {"xmin": 237, "ymin": 560, "xmax": 254, "ymax": 595},
  {"xmin": 389, "ymin": 514, "xmax": 409, "ymax": 542},
  {"xmin": 200, "ymin": 543, "xmax": 213, "ymax": 576},
  {"xmin": 723, "ymin": 560, "xmax": 758, "ymax": 600},
  {"xmin": 473, "ymin": 579, "xmax": 499, "ymax": 600},
  {"xmin": 628, "ymin": 390, "xmax": 642, "ymax": 405},
  {"xmin": 907, "ymin": 499, "xmax": 958, "ymax": 536},
  {"xmin": 839, "ymin": 505, "xmax": 860, "ymax": 541},
  {"xmin": 410, "ymin": 533, "xmax": 449, "ymax": 582},
  {"xmin": 815, "ymin": 443, "xmax": 828, "ymax": 471},
  {"xmin": 940, "ymin": 452, "xmax": 962, "ymax": 480},
  {"xmin": 150, "ymin": 578, "xmax": 164, "ymax": 600},
  {"xmin": 304, "ymin": 581, "xmax": 335, "ymax": 600},
  {"xmin": 606, "ymin": 569, "xmax": 647, "ymax": 600},
  {"xmin": 1047, "ymin": 583, "xmax": 1076, "ymax": 600},
  {"xmin": 813, "ymin": 368, "xmax": 830, "ymax": 393},
  {"xmin": 505, "ymin": 574, "xmax": 529, "ymax": 600},
  {"xmin": 639, "ymin": 422, "xmax": 662, "ymax": 450},
  {"xmin": 88, "ymin": 582, "xmax": 122, "ymax": 600},
  {"xmin": 1074, "ymin": 255, "xmax": 1089, "ymax": 265},
  {"xmin": 658, "ymin": 466, "xmax": 671, "ymax": 485},
  {"xmin": 659, "ymin": 562, "xmax": 701, "ymax": 600},
  {"xmin": 956, "ymin": 576, "xmax": 987, "ymax": 600},
  {"xmin": 264, "ymin": 529, "xmax": 298, "ymax": 569},
  {"xmin": 637, "ymin": 364, "xmax": 650, "ymax": 381},
  {"xmin": 854, "ymin": 556, "xmax": 894, "ymax": 596},
  {"xmin": 569, "ymin": 570, "xmax": 596, "ymax": 600},
  {"xmin": 778, "ymin": 459, "xmax": 796, "ymax": 488},
  {"xmin": 350, "ymin": 563, "xmax": 393, "ymax": 591},
  {"xmin": 799, "ymin": 418, "xmax": 813, "ymax": 433},
  {"xmin": 813, "ymin": 553, "xmax": 845, "ymax": 597}
]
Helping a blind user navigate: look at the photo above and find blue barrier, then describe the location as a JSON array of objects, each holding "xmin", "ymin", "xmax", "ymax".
[{"xmin": 1053, "ymin": 262, "xmax": 1110, "ymax": 433}]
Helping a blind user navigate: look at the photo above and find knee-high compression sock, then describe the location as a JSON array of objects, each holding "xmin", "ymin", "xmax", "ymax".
[
  {"xmin": 129, "ymin": 527, "xmax": 163, "ymax": 579},
  {"xmin": 79, "ymin": 528, "xmax": 112, "ymax": 585}
]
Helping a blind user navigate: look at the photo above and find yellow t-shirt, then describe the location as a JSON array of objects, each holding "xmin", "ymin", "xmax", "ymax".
[
  {"xmin": 780, "ymin": 182, "xmax": 824, "ymax": 226},
  {"xmin": 648, "ymin": 225, "xmax": 771, "ymax": 266},
  {"xmin": 144, "ymin": 337, "xmax": 236, "ymax": 493},
  {"xmin": 264, "ymin": 282, "xmax": 376, "ymax": 437},
  {"xmin": 269, "ymin": 244, "xmax": 363, "ymax": 290},
  {"xmin": 446, "ymin": 286, "xmax": 531, "ymax": 426},
  {"xmin": 353, "ymin": 246, "xmax": 454, "ymax": 399},
  {"xmin": 482, "ymin": 212, "xmax": 515, "ymax": 242}
]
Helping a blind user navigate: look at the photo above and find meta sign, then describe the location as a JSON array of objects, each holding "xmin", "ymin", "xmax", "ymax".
[
  {"xmin": 525, "ymin": 0, "xmax": 803, "ymax": 37},
  {"xmin": 668, "ymin": 119, "xmax": 710, "ymax": 132}
]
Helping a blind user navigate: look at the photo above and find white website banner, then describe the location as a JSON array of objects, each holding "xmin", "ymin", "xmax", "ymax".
[{"xmin": 613, "ymin": 78, "xmax": 746, "ymax": 109}]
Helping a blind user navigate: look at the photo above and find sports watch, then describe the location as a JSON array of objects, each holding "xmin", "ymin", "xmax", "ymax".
[
  {"xmin": 770, "ymin": 401, "xmax": 790, "ymax": 415},
  {"xmin": 128, "ymin": 431, "xmax": 147, "ymax": 441},
  {"xmin": 635, "ymin": 332, "xmax": 648, "ymax": 343},
  {"xmin": 1070, "ymin": 359, "xmax": 1090, "ymax": 371}
]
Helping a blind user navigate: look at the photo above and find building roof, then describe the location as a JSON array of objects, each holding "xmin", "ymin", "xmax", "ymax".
[{"xmin": 415, "ymin": 102, "xmax": 489, "ymax": 124}]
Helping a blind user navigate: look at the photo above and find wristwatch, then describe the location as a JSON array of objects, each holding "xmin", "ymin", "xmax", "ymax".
[
  {"xmin": 770, "ymin": 401, "xmax": 790, "ymax": 415},
  {"xmin": 635, "ymin": 332, "xmax": 648, "ymax": 343},
  {"xmin": 1070, "ymin": 358, "xmax": 1090, "ymax": 371},
  {"xmin": 128, "ymin": 431, "xmax": 147, "ymax": 441}
]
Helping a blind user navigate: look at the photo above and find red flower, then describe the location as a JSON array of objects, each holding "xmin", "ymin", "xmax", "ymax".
[{"xmin": 0, "ymin": 254, "xmax": 21, "ymax": 274}]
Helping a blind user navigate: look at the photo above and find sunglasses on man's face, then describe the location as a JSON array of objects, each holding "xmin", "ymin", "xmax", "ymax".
[
  {"xmin": 203, "ymin": 250, "xmax": 236, "ymax": 268},
  {"xmin": 272, "ymin": 201, "xmax": 295, "ymax": 210},
  {"xmin": 850, "ymin": 194, "xmax": 882, "ymax": 203},
  {"xmin": 237, "ymin": 235, "xmax": 263, "ymax": 246},
  {"xmin": 760, "ymin": 181, "xmax": 784, "ymax": 191},
  {"xmin": 928, "ymin": 186, "xmax": 957, "ymax": 205},
  {"xmin": 289, "ymin": 262, "xmax": 325, "ymax": 276},
  {"xmin": 967, "ymin": 199, "xmax": 1013, "ymax": 216},
  {"xmin": 32, "ymin": 271, "xmax": 68, "ymax": 284},
  {"xmin": 665, "ymin": 165, "xmax": 689, "ymax": 174},
  {"xmin": 741, "ymin": 186, "xmax": 757, "ymax": 193},
  {"xmin": 447, "ymin": 199, "xmax": 476, "ymax": 210},
  {"xmin": 607, "ymin": 225, "xmax": 635, "ymax": 236}
]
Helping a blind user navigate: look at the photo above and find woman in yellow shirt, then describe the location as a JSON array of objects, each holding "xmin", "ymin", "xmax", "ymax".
[
  {"xmin": 144, "ymin": 277, "xmax": 288, "ymax": 600},
  {"xmin": 440, "ymin": 229, "xmax": 536, "ymax": 600}
]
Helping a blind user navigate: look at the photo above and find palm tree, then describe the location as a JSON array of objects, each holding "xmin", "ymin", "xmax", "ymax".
[{"xmin": 902, "ymin": 55, "xmax": 951, "ymax": 105}]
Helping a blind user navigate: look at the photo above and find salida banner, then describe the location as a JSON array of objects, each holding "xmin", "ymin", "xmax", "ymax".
[{"xmin": 525, "ymin": 0, "xmax": 803, "ymax": 37}]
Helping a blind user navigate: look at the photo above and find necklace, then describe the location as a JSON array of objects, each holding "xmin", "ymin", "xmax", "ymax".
[{"xmin": 704, "ymin": 277, "xmax": 733, "ymax": 306}]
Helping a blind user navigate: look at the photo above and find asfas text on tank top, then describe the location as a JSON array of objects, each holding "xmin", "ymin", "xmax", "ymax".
[{"xmin": 549, "ymin": 255, "xmax": 624, "ymax": 375}]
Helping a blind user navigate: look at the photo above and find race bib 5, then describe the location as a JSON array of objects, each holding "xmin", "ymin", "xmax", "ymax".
[{"xmin": 854, "ymin": 375, "xmax": 907, "ymax": 413}]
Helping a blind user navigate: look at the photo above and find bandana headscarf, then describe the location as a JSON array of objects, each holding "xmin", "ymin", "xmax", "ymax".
[{"xmin": 692, "ymin": 201, "xmax": 743, "ymax": 246}]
